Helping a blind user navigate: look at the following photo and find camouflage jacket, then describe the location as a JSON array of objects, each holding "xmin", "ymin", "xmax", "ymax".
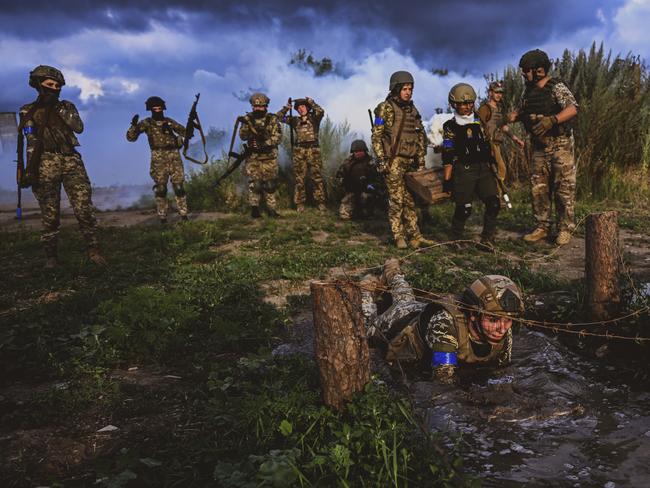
[
  {"xmin": 371, "ymin": 97, "xmax": 427, "ymax": 164},
  {"xmin": 238, "ymin": 112, "xmax": 282, "ymax": 158},
  {"xmin": 126, "ymin": 117, "xmax": 185, "ymax": 151},
  {"xmin": 277, "ymin": 99, "xmax": 324, "ymax": 145},
  {"xmin": 19, "ymin": 99, "xmax": 83, "ymax": 155}
]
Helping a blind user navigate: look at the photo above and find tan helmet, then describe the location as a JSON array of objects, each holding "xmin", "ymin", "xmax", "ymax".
[
  {"xmin": 249, "ymin": 92, "xmax": 270, "ymax": 106},
  {"xmin": 461, "ymin": 275, "xmax": 524, "ymax": 317},
  {"xmin": 448, "ymin": 83, "xmax": 477, "ymax": 104},
  {"xmin": 29, "ymin": 65, "xmax": 65, "ymax": 88},
  {"xmin": 389, "ymin": 71, "xmax": 414, "ymax": 91}
]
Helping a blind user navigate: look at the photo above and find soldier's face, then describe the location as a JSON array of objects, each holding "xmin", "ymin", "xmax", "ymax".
[
  {"xmin": 399, "ymin": 84, "xmax": 413, "ymax": 102},
  {"xmin": 455, "ymin": 101, "xmax": 474, "ymax": 116},
  {"xmin": 479, "ymin": 314, "xmax": 513, "ymax": 343},
  {"xmin": 253, "ymin": 104, "xmax": 267, "ymax": 112},
  {"xmin": 297, "ymin": 105, "xmax": 308, "ymax": 116},
  {"xmin": 152, "ymin": 106, "xmax": 163, "ymax": 113},
  {"xmin": 522, "ymin": 67, "xmax": 546, "ymax": 83},
  {"xmin": 353, "ymin": 150, "xmax": 366, "ymax": 159},
  {"xmin": 490, "ymin": 90, "xmax": 503, "ymax": 103},
  {"xmin": 41, "ymin": 79, "xmax": 61, "ymax": 91}
]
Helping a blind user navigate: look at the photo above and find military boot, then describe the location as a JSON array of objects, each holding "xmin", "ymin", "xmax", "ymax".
[
  {"xmin": 88, "ymin": 246, "xmax": 107, "ymax": 266},
  {"xmin": 317, "ymin": 203, "xmax": 327, "ymax": 212},
  {"xmin": 381, "ymin": 258, "xmax": 402, "ymax": 284},
  {"xmin": 251, "ymin": 206, "xmax": 261, "ymax": 219},
  {"xmin": 523, "ymin": 227, "xmax": 548, "ymax": 243},
  {"xmin": 477, "ymin": 235, "xmax": 496, "ymax": 253},
  {"xmin": 409, "ymin": 236, "xmax": 435, "ymax": 249},
  {"xmin": 296, "ymin": 205, "xmax": 305, "ymax": 213},
  {"xmin": 395, "ymin": 237, "xmax": 408, "ymax": 249},
  {"xmin": 555, "ymin": 230, "xmax": 572, "ymax": 246}
]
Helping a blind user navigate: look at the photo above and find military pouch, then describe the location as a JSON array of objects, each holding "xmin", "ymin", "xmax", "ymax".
[{"xmin": 386, "ymin": 323, "xmax": 426, "ymax": 363}]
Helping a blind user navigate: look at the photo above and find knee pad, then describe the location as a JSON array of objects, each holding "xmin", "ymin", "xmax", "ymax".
[
  {"xmin": 153, "ymin": 184, "xmax": 167, "ymax": 198},
  {"xmin": 454, "ymin": 202, "xmax": 472, "ymax": 221},
  {"xmin": 484, "ymin": 195, "xmax": 501, "ymax": 217},
  {"xmin": 263, "ymin": 179, "xmax": 278, "ymax": 193},
  {"xmin": 251, "ymin": 180, "xmax": 264, "ymax": 194},
  {"xmin": 172, "ymin": 182, "xmax": 186, "ymax": 197}
]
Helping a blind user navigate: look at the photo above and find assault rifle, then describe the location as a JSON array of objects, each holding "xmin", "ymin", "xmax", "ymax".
[
  {"xmin": 182, "ymin": 93, "xmax": 208, "ymax": 165},
  {"xmin": 214, "ymin": 144, "xmax": 253, "ymax": 187}
]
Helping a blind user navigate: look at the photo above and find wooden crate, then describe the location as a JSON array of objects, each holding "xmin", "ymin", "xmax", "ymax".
[{"xmin": 405, "ymin": 168, "xmax": 450, "ymax": 204}]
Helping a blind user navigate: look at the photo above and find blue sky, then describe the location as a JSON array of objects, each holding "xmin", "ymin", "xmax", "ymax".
[{"xmin": 1, "ymin": 0, "xmax": 648, "ymax": 188}]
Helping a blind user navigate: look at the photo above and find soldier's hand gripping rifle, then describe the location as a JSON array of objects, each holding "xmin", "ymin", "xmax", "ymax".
[
  {"xmin": 182, "ymin": 93, "xmax": 209, "ymax": 165},
  {"xmin": 215, "ymin": 116, "xmax": 249, "ymax": 187}
]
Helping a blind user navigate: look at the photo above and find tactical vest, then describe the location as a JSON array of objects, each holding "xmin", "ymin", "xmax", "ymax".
[
  {"xmin": 23, "ymin": 102, "xmax": 79, "ymax": 154},
  {"xmin": 294, "ymin": 114, "xmax": 320, "ymax": 145},
  {"xmin": 146, "ymin": 118, "xmax": 183, "ymax": 150},
  {"xmin": 521, "ymin": 78, "xmax": 565, "ymax": 137},
  {"xmin": 245, "ymin": 112, "xmax": 277, "ymax": 155},
  {"xmin": 478, "ymin": 102, "xmax": 504, "ymax": 143},
  {"xmin": 384, "ymin": 99, "xmax": 420, "ymax": 158},
  {"xmin": 446, "ymin": 117, "xmax": 493, "ymax": 166},
  {"xmin": 342, "ymin": 155, "xmax": 373, "ymax": 193}
]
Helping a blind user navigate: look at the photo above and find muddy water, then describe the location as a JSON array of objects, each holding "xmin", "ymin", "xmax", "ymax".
[{"xmin": 411, "ymin": 328, "xmax": 650, "ymax": 487}]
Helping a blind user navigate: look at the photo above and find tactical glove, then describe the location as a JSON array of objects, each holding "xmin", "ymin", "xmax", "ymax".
[
  {"xmin": 442, "ymin": 178, "xmax": 453, "ymax": 194},
  {"xmin": 532, "ymin": 115, "xmax": 557, "ymax": 137},
  {"xmin": 131, "ymin": 114, "xmax": 139, "ymax": 126}
]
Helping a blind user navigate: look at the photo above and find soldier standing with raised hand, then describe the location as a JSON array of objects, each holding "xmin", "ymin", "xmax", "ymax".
[
  {"xmin": 371, "ymin": 71, "xmax": 432, "ymax": 249},
  {"xmin": 18, "ymin": 65, "xmax": 105, "ymax": 268},
  {"xmin": 127, "ymin": 96, "xmax": 188, "ymax": 224},
  {"xmin": 238, "ymin": 92, "xmax": 282, "ymax": 218},
  {"xmin": 277, "ymin": 97, "xmax": 326, "ymax": 212},
  {"xmin": 511, "ymin": 49, "xmax": 578, "ymax": 246}
]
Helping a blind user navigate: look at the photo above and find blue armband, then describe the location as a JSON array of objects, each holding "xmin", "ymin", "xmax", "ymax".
[
  {"xmin": 432, "ymin": 352, "xmax": 458, "ymax": 367},
  {"xmin": 374, "ymin": 117, "xmax": 385, "ymax": 126},
  {"xmin": 23, "ymin": 126, "xmax": 35, "ymax": 135},
  {"xmin": 442, "ymin": 138, "xmax": 454, "ymax": 149}
]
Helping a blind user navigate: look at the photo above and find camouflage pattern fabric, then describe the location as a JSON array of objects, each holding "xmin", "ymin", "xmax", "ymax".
[
  {"xmin": 530, "ymin": 135, "xmax": 576, "ymax": 232},
  {"xmin": 238, "ymin": 112, "xmax": 282, "ymax": 209},
  {"xmin": 292, "ymin": 146, "xmax": 325, "ymax": 206},
  {"xmin": 277, "ymin": 99, "xmax": 324, "ymax": 144},
  {"xmin": 384, "ymin": 156, "xmax": 423, "ymax": 240},
  {"xmin": 127, "ymin": 117, "xmax": 187, "ymax": 218},
  {"xmin": 477, "ymin": 102, "xmax": 507, "ymax": 184},
  {"xmin": 338, "ymin": 193, "xmax": 355, "ymax": 220},
  {"xmin": 32, "ymin": 152, "xmax": 98, "ymax": 253}
]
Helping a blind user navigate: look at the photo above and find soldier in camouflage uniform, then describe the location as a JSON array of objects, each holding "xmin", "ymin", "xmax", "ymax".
[
  {"xmin": 126, "ymin": 96, "xmax": 188, "ymax": 223},
  {"xmin": 371, "ymin": 71, "xmax": 433, "ymax": 249},
  {"xmin": 277, "ymin": 97, "xmax": 326, "ymax": 212},
  {"xmin": 19, "ymin": 65, "xmax": 105, "ymax": 268},
  {"xmin": 477, "ymin": 81, "xmax": 525, "ymax": 196},
  {"xmin": 335, "ymin": 139, "xmax": 379, "ymax": 220},
  {"xmin": 238, "ymin": 92, "xmax": 282, "ymax": 218},
  {"xmin": 511, "ymin": 49, "xmax": 579, "ymax": 246},
  {"xmin": 361, "ymin": 259, "xmax": 524, "ymax": 384}
]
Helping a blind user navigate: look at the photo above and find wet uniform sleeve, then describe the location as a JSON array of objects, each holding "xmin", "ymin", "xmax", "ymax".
[
  {"xmin": 57, "ymin": 100, "xmax": 83, "ymax": 133},
  {"xmin": 441, "ymin": 121, "xmax": 457, "ymax": 167},
  {"xmin": 126, "ymin": 119, "xmax": 147, "ymax": 142},
  {"xmin": 371, "ymin": 101, "xmax": 392, "ymax": 160},
  {"xmin": 425, "ymin": 309, "xmax": 460, "ymax": 384},
  {"xmin": 552, "ymin": 82, "xmax": 578, "ymax": 110}
]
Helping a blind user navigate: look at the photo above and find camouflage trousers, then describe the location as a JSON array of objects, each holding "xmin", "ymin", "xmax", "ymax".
[
  {"xmin": 385, "ymin": 157, "xmax": 422, "ymax": 241},
  {"xmin": 530, "ymin": 136, "xmax": 576, "ymax": 232},
  {"xmin": 292, "ymin": 146, "xmax": 325, "ymax": 206},
  {"xmin": 245, "ymin": 155, "xmax": 279, "ymax": 209},
  {"xmin": 338, "ymin": 192, "xmax": 371, "ymax": 220},
  {"xmin": 150, "ymin": 149, "xmax": 188, "ymax": 219},
  {"xmin": 32, "ymin": 152, "xmax": 98, "ymax": 254}
]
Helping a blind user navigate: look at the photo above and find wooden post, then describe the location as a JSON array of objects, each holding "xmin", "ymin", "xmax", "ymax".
[
  {"xmin": 585, "ymin": 211, "xmax": 621, "ymax": 321},
  {"xmin": 311, "ymin": 281, "xmax": 370, "ymax": 410}
]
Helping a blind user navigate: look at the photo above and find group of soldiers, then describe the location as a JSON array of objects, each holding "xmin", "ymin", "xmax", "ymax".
[{"xmin": 17, "ymin": 47, "xmax": 577, "ymax": 382}]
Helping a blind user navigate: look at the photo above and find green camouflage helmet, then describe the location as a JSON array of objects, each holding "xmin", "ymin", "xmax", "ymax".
[
  {"xmin": 448, "ymin": 83, "xmax": 477, "ymax": 104},
  {"xmin": 350, "ymin": 139, "xmax": 368, "ymax": 153},
  {"xmin": 249, "ymin": 92, "xmax": 270, "ymax": 106},
  {"xmin": 29, "ymin": 65, "xmax": 65, "ymax": 88},
  {"xmin": 519, "ymin": 49, "xmax": 551, "ymax": 72},
  {"xmin": 389, "ymin": 71, "xmax": 414, "ymax": 91},
  {"xmin": 461, "ymin": 275, "xmax": 524, "ymax": 318}
]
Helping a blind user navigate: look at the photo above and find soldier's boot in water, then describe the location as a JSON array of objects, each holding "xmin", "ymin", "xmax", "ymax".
[
  {"xmin": 88, "ymin": 246, "xmax": 107, "ymax": 266},
  {"xmin": 523, "ymin": 227, "xmax": 548, "ymax": 243},
  {"xmin": 251, "ymin": 206, "xmax": 261, "ymax": 219},
  {"xmin": 395, "ymin": 237, "xmax": 408, "ymax": 249},
  {"xmin": 381, "ymin": 258, "xmax": 402, "ymax": 284}
]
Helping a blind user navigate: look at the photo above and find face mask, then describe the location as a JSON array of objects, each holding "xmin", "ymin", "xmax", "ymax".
[
  {"xmin": 38, "ymin": 86, "xmax": 60, "ymax": 105},
  {"xmin": 151, "ymin": 111, "xmax": 165, "ymax": 121},
  {"xmin": 251, "ymin": 110, "xmax": 267, "ymax": 119}
]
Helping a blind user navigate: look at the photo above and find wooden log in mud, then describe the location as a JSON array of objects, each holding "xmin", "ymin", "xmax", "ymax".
[
  {"xmin": 311, "ymin": 281, "xmax": 370, "ymax": 410},
  {"xmin": 585, "ymin": 211, "xmax": 621, "ymax": 321}
]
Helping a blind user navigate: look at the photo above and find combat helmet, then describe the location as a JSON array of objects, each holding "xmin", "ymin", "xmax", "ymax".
[
  {"xmin": 519, "ymin": 49, "xmax": 551, "ymax": 72},
  {"xmin": 389, "ymin": 71, "xmax": 414, "ymax": 91},
  {"xmin": 461, "ymin": 275, "xmax": 524, "ymax": 318},
  {"xmin": 145, "ymin": 96, "xmax": 166, "ymax": 111},
  {"xmin": 249, "ymin": 92, "xmax": 270, "ymax": 106},
  {"xmin": 350, "ymin": 139, "xmax": 368, "ymax": 153},
  {"xmin": 29, "ymin": 65, "xmax": 65, "ymax": 88},
  {"xmin": 293, "ymin": 98, "xmax": 309, "ymax": 110},
  {"xmin": 448, "ymin": 83, "xmax": 477, "ymax": 104},
  {"xmin": 488, "ymin": 81, "xmax": 504, "ymax": 93}
]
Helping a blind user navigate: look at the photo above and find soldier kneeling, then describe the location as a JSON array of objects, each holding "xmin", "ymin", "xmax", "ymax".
[
  {"xmin": 336, "ymin": 139, "xmax": 380, "ymax": 220},
  {"xmin": 361, "ymin": 259, "xmax": 524, "ymax": 384}
]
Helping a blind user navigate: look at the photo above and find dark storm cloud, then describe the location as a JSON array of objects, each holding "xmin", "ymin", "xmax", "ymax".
[{"xmin": 0, "ymin": 0, "xmax": 623, "ymax": 70}]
